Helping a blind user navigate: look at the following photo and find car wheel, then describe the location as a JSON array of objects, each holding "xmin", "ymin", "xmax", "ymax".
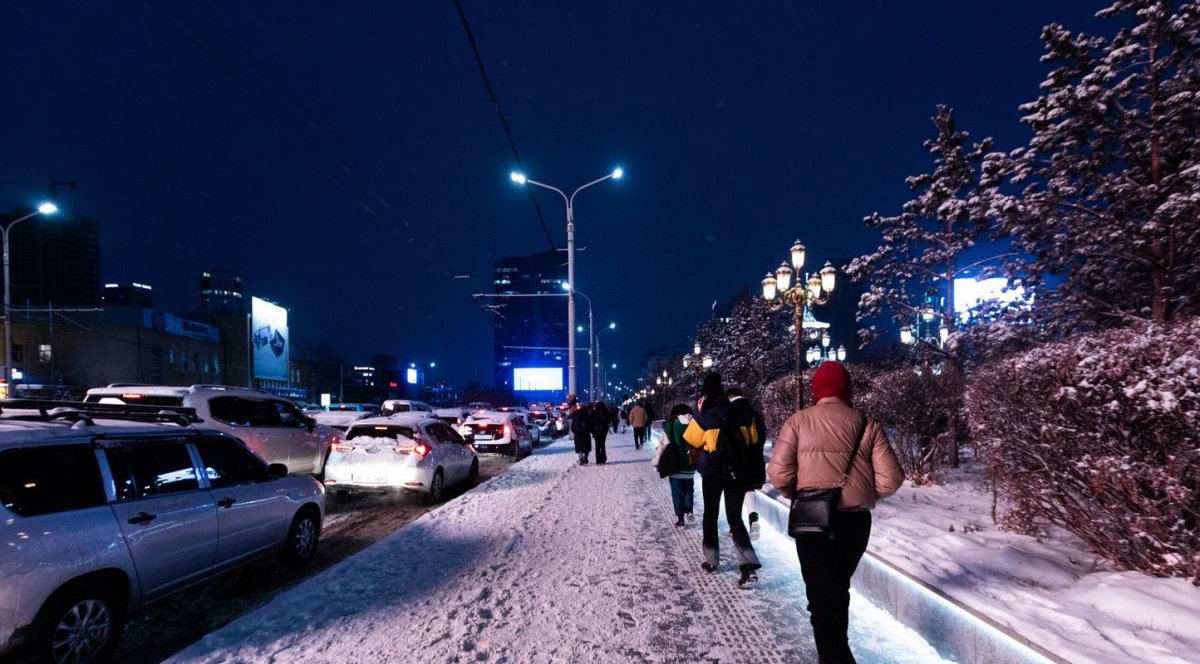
[
  {"xmin": 34, "ymin": 581, "xmax": 123, "ymax": 664},
  {"xmin": 467, "ymin": 459, "xmax": 479, "ymax": 486},
  {"xmin": 426, "ymin": 469, "xmax": 445, "ymax": 504},
  {"xmin": 282, "ymin": 507, "xmax": 321, "ymax": 567}
]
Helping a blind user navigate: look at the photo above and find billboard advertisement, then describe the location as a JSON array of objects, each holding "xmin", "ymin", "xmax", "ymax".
[
  {"xmin": 513, "ymin": 367, "xmax": 564, "ymax": 392},
  {"xmin": 251, "ymin": 297, "xmax": 289, "ymax": 381},
  {"xmin": 953, "ymin": 278, "xmax": 1026, "ymax": 323}
]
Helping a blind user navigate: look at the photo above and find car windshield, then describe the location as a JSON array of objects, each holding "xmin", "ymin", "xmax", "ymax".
[{"xmin": 346, "ymin": 425, "xmax": 417, "ymax": 441}]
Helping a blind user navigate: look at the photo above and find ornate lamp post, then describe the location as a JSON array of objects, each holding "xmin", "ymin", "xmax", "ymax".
[{"xmin": 762, "ymin": 239, "xmax": 837, "ymax": 410}]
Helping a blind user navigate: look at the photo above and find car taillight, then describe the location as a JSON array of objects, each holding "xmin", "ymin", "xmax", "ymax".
[
  {"xmin": 121, "ymin": 393, "xmax": 143, "ymax": 400},
  {"xmin": 332, "ymin": 442, "xmax": 355, "ymax": 453},
  {"xmin": 504, "ymin": 424, "xmax": 511, "ymax": 438},
  {"xmin": 414, "ymin": 442, "xmax": 432, "ymax": 457}
]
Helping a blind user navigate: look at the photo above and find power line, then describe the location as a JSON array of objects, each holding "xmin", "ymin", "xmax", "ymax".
[{"xmin": 452, "ymin": 0, "xmax": 556, "ymax": 251}]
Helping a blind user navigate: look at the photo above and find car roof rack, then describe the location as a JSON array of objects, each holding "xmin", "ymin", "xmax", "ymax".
[{"xmin": 0, "ymin": 399, "xmax": 201, "ymax": 426}]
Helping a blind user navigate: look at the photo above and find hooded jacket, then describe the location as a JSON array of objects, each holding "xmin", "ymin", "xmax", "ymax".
[
  {"xmin": 768, "ymin": 396, "xmax": 904, "ymax": 510},
  {"xmin": 682, "ymin": 396, "xmax": 733, "ymax": 479},
  {"xmin": 628, "ymin": 404, "xmax": 648, "ymax": 428}
]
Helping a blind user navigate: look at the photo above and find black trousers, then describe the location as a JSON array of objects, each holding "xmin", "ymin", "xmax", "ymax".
[
  {"xmin": 594, "ymin": 433, "xmax": 608, "ymax": 464},
  {"xmin": 633, "ymin": 426, "xmax": 647, "ymax": 448},
  {"xmin": 794, "ymin": 510, "xmax": 872, "ymax": 664},
  {"xmin": 700, "ymin": 473, "xmax": 755, "ymax": 562}
]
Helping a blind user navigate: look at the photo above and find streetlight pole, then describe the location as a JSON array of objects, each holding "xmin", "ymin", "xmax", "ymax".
[
  {"xmin": 594, "ymin": 321, "xmax": 616, "ymax": 401},
  {"xmin": 2, "ymin": 203, "xmax": 58, "ymax": 391},
  {"xmin": 762, "ymin": 240, "xmax": 837, "ymax": 411},
  {"xmin": 512, "ymin": 167, "xmax": 623, "ymax": 402},
  {"xmin": 571, "ymin": 287, "xmax": 597, "ymax": 402}
]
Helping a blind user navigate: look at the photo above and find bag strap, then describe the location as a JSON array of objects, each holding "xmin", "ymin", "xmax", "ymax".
[{"xmin": 836, "ymin": 414, "xmax": 869, "ymax": 488}]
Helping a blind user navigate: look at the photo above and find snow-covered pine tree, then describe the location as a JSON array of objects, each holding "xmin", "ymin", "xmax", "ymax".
[
  {"xmin": 846, "ymin": 105, "xmax": 1006, "ymax": 364},
  {"xmin": 1006, "ymin": 0, "xmax": 1200, "ymax": 330},
  {"xmin": 703, "ymin": 291, "xmax": 792, "ymax": 401}
]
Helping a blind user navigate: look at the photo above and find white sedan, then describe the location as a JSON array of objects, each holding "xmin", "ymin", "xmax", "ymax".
[
  {"xmin": 323, "ymin": 413, "xmax": 479, "ymax": 502},
  {"xmin": 461, "ymin": 411, "xmax": 534, "ymax": 460}
]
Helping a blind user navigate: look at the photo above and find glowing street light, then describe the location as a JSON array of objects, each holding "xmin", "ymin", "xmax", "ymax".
[
  {"xmin": 762, "ymin": 239, "xmax": 837, "ymax": 409},
  {"xmin": 514, "ymin": 168, "xmax": 624, "ymax": 399},
  {"xmin": 3, "ymin": 203, "xmax": 59, "ymax": 387}
]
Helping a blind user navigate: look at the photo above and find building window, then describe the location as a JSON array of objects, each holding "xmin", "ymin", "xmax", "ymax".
[
  {"xmin": 168, "ymin": 347, "xmax": 176, "ymax": 368},
  {"xmin": 38, "ymin": 344, "xmax": 52, "ymax": 363},
  {"xmin": 12, "ymin": 344, "xmax": 23, "ymax": 363}
]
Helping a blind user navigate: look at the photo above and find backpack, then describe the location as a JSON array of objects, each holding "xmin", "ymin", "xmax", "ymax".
[{"xmin": 719, "ymin": 404, "xmax": 766, "ymax": 487}]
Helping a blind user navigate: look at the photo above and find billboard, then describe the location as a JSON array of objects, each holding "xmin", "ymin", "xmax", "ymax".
[
  {"xmin": 953, "ymin": 278, "xmax": 1026, "ymax": 323},
  {"xmin": 142, "ymin": 309, "xmax": 220, "ymax": 343},
  {"xmin": 513, "ymin": 367, "xmax": 564, "ymax": 392},
  {"xmin": 251, "ymin": 297, "xmax": 289, "ymax": 381}
]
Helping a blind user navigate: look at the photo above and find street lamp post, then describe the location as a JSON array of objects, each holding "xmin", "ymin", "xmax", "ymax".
[
  {"xmin": 569, "ymin": 286, "xmax": 599, "ymax": 402},
  {"xmin": 595, "ymin": 321, "xmax": 616, "ymax": 400},
  {"xmin": 512, "ymin": 167, "xmax": 623, "ymax": 402},
  {"xmin": 2, "ymin": 203, "xmax": 58, "ymax": 390},
  {"xmin": 762, "ymin": 239, "xmax": 837, "ymax": 410}
]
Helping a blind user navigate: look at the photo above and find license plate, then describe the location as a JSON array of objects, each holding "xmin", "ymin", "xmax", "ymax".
[
  {"xmin": 354, "ymin": 475, "xmax": 386, "ymax": 484},
  {"xmin": 474, "ymin": 434, "xmax": 493, "ymax": 440}
]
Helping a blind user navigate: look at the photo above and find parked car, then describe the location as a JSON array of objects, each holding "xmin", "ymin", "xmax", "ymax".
[
  {"xmin": 310, "ymin": 409, "xmax": 371, "ymax": 429},
  {"xmin": 493, "ymin": 406, "xmax": 541, "ymax": 445},
  {"xmin": 324, "ymin": 403, "xmax": 381, "ymax": 414},
  {"xmin": 432, "ymin": 406, "xmax": 471, "ymax": 428},
  {"xmin": 461, "ymin": 410, "xmax": 534, "ymax": 459},
  {"xmin": 380, "ymin": 399, "xmax": 433, "ymax": 416},
  {"xmin": 529, "ymin": 409, "xmax": 557, "ymax": 440},
  {"xmin": 0, "ymin": 399, "xmax": 325, "ymax": 664},
  {"xmin": 84, "ymin": 384, "xmax": 342, "ymax": 476},
  {"xmin": 323, "ymin": 413, "xmax": 478, "ymax": 502}
]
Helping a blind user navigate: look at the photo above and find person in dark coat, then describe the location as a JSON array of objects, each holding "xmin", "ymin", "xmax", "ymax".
[
  {"xmin": 570, "ymin": 404, "xmax": 592, "ymax": 465},
  {"xmin": 683, "ymin": 372, "xmax": 762, "ymax": 586},
  {"xmin": 591, "ymin": 401, "xmax": 611, "ymax": 465},
  {"xmin": 609, "ymin": 403, "xmax": 619, "ymax": 434}
]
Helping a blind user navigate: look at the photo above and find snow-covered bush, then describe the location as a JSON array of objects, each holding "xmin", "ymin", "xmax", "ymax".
[
  {"xmin": 855, "ymin": 366, "xmax": 963, "ymax": 484},
  {"xmin": 966, "ymin": 318, "xmax": 1200, "ymax": 579}
]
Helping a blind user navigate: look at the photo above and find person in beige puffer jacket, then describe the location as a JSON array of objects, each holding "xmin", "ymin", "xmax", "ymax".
[{"xmin": 768, "ymin": 361, "xmax": 903, "ymax": 664}]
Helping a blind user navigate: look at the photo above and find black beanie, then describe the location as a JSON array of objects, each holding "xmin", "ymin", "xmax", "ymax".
[{"xmin": 701, "ymin": 372, "xmax": 724, "ymax": 400}]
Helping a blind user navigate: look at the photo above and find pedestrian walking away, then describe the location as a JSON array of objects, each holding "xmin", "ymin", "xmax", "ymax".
[
  {"xmin": 768, "ymin": 361, "xmax": 904, "ymax": 664},
  {"xmin": 618, "ymin": 406, "xmax": 628, "ymax": 433},
  {"xmin": 652, "ymin": 403, "xmax": 697, "ymax": 527},
  {"xmin": 628, "ymin": 401, "xmax": 649, "ymax": 449},
  {"xmin": 683, "ymin": 372, "xmax": 765, "ymax": 587},
  {"xmin": 570, "ymin": 404, "xmax": 593, "ymax": 465},
  {"xmin": 609, "ymin": 403, "xmax": 620, "ymax": 434},
  {"xmin": 591, "ymin": 401, "xmax": 611, "ymax": 465},
  {"xmin": 726, "ymin": 387, "xmax": 767, "ymax": 541}
]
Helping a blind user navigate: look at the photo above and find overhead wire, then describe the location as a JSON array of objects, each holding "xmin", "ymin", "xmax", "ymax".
[{"xmin": 452, "ymin": 0, "xmax": 557, "ymax": 252}]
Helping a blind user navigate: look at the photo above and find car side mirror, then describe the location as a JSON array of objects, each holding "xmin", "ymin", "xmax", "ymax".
[
  {"xmin": 303, "ymin": 416, "xmax": 316, "ymax": 432},
  {"xmin": 266, "ymin": 463, "xmax": 288, "ymax": 479},
  {"xmin": 463, "ymin": 433, "xmax": 475, "ymax": 444}
]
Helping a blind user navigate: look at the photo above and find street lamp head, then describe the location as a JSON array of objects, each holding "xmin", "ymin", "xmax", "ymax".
[
  {"xmin": 790, "ymin": 240, "xmax": 806, "ymax": 271},
  {"xmin": 701, "ymin": 355, "xmax": 713, "ymax": 369},
  {"xmin": 821, "ymin": 330, "xmax": 831, "ymax": 348},
  {"xmin": 807, "ymin": 272, "xmax": 823, "ymax": 299},
  {"xmin": 939, "ymin": 322, "xmax": 950, "ymax": 344},
  {"xmin": 820, "ymin": 262, "xmax": 837, "ymax": 292},
  {"xmin": 612, "ymin": 167, "xmax": 624, "ymax": 180},
  {"xmin": 761, "ymin": 273, "xmax": 777, "ymax": 301},
  {"xmin": 561, "ymin": 281, "xmax": 571, "ymax": 291},
  {"xmin": 576, "ymin": 325, "xmax": 584, "ymax": 332},
  {"xmin": 900, "ymin": 325, "xmax": 915, "ymax": 345},
  {"xmin": 775, "ymin": 262, "xmax": 793, "ymax": 292},
  {"xmin": 693, "ymin": 343, "xmax": 701, "ymax": 356},
  {"xmin": 608, "ymin": 322, "xmax": 616, "ymax": 329},
  {"xmin": 836, "ymin": 345, "xmax": 847, "ymax": 361},
  {"xmin": 37, "ymin": 202, "xmax": 58, "ymax": 215},
  {"xmin": 510, "ymin": 172, "xmax": 527, "ymax": 185}
]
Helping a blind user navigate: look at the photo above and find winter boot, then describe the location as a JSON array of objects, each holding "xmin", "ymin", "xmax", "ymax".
[{"xmin": 737, "ymin": 564, "xmax": 759, "ymax": 587}]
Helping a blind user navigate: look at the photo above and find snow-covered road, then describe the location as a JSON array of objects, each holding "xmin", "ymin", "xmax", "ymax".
[{"xmin": 168, "ymin": 431, "xmax": 948, "ymax": 663}]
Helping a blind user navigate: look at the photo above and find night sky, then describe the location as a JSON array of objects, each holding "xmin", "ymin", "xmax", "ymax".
[{"xmin": 1, "ymin": 1, "xmax": 1103, "ymax": 389}]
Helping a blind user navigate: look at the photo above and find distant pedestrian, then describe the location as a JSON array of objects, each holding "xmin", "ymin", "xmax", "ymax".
[
  {"xmin": 570, "ymin": 405, "xmax": 592, "ymax": 465},
  {"xmin": 653, "ymin": 403, "xmax": 697, "ymax": 526},
  {"xmin": 768, "ymin": 361, "xmax": 904, "ymax": 664},
  {"xmin": 618, "ymin": 406, "xmax": 629, "ymax": 434},
  {"xmin": 628, "ymin": 401, "xmax": 649, "ymax": 449},
  {"xmin": 591, "ymin": 401, "xmax": 611, "ymax": 465},
  {"xmin": 683, "ymin": 372, "xmax": 763, "ymax": 586},
  {"xmin": 609, "ymin": 403, "xmax": 620, "ymax": 434}
]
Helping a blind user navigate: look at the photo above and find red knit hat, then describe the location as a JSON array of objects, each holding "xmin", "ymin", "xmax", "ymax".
[{"xmin": 811, "ymin": 361, "xmax": 852, "ymax": 405}]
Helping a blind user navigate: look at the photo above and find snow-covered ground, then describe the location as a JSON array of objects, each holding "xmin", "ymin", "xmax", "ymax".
[
  {"xmin": 864, "ymin": 462, "xmax": 1200, "ymax": 664},
  {"xmin": 166, "ymin": 431, "xmax": 1199, "ymax": 664}
]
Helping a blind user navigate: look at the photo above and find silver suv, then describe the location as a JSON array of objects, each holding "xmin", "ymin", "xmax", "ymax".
[
  {"xmin": 0, "ymin": 400, "xmax": 325, "ymax": 663},
  {"xmin": 84, "ymin": 385, "xmax": 341, "ymax": 476}
]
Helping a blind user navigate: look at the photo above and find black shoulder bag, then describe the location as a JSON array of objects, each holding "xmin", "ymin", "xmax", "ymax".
[{"xmin": 787, "ymin": 415, "xmax": 868, "ymax": 539}]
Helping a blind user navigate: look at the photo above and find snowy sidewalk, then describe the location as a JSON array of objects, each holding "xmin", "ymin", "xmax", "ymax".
[{"xmin": 168, "ymin": 431, "xmax": 947, "ymax": 664}]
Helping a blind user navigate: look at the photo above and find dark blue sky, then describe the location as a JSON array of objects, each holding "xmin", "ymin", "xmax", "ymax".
[{"xmin": 1, "ymin": 1, "xmax": 1103, "ymax": 388}]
